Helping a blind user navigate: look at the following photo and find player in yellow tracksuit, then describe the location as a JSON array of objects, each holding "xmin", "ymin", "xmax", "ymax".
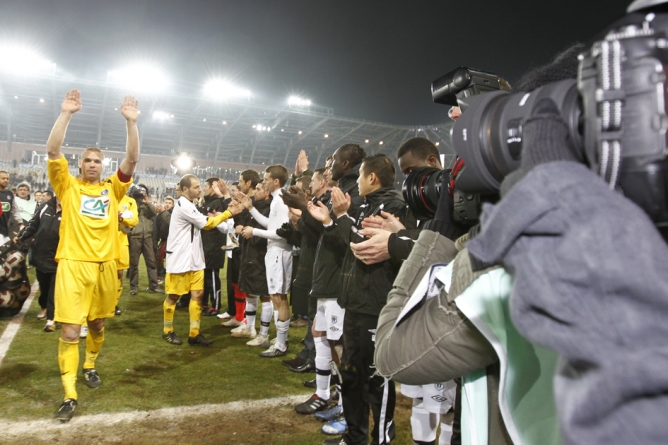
[
  {"xmin": 47, "ymin": 89, "xmax": 139, "ymax": 422},
  {"xmin": 116, "ymin": 194, "xmax": 139, "ymax": 314}
]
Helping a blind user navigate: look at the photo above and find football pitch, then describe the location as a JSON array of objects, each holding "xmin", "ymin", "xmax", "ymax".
[{"xmin": 0, "ymin": 265, "xmax": 411, "ymax": 444}]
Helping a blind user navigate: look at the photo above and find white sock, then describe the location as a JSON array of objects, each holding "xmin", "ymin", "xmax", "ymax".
[
  {"xmin": 314, "ymin": 336, "xmax": 332, "ymax": 400},
  {"xmin": 411, "ymin": 398, "xmax": 438, "ymax": 443},
  {"xmin": 438, "ymin": 414, "xmax": 453, "ymax": 445},
  {"xmin": 245, "ymin": 296, "xmax": 258, "ymax": 328},
  {"xmin": 260, "ymin": 302, "xmax": 272, "ymax": 337},
  {"xmin": 273, "ymin": 309, "xmax": 278, "ymax": 325},
  {"xmin": 275, "ymin": 319, "xmax": 289, "ymax": 350}
]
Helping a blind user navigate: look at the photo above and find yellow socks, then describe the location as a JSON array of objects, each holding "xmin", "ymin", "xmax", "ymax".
[
  {"xmin": 163, "ymin": 300, "xmax": 176, "ymax": 335},
  {"xmin": 189, "ymin": 300, "xmax": 202, "ymax": 338},
  {"xmin": 58, "ymin": 338, "xmax": 79, "ymax": 401},
  {"xmin": 83, "ymin": 327, "xmax": 104, "ymax": 369}
]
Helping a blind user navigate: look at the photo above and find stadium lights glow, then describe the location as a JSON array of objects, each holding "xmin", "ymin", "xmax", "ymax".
[
  {"xmin": 298, "ymin": 130, "xmax": 303, "ymax": 135},
  {"xmin": 0, "ymin": 45, "xmax": 56, "ymax": 76},
  {"xmin": 107, "ymin": 63, "xmax": 169, "ymax": 93},
  {"xmin": 288, "ymin": 96, "xmax": 311, "ymax": 107},
  {"xmin": 13, "ymin": 96, "xmax": 17, "ymax": 99},
  {"xmin": 223, "ymin": 121, "xmax": 227, "ymax": 125},
  {"xmin": 435, "ymin": 142, "xmax": 440, "ymax": 146},
  {"xmin": 172, "ymin": 153, "xmax": 194, "ymax": 173},
  {"xmin": 153, "ymin": 111, "xmax": 170, "ymax": 120},
  {"xmin": 39, "ymin": 98, "xmax": 44, "ymax": 103},
  {"xmin": 365, "ymin": 139, "xmax": 369, "ymax": 143},
  {"xmin": 379, "ymin": 141, "xmax": 384, "ymax": 145},
  {"xmin": 324, "ymin": 134, "xmax": 329, "ymax": 138},
  {"xmin": 203, "ymin": 79, "xmax": 251, "ymax": 100}
]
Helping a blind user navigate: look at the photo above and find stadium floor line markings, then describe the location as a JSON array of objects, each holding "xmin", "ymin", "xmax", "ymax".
[
  {"xmin": 1, "ymin": 394, "xmax": 307, "ymax": 438},
  {"xmin": 0, "ymin": 280, "xmax": 39, "ymax": 365}
]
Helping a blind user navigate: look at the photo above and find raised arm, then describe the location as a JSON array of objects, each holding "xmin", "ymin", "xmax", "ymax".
[
  {"xmin": 118, "ymin": 95, "xmax": 140, "ymax": 177},
  {"xmin": 47, "ymin": 89, "xmax": 81, "ymax": 160}
]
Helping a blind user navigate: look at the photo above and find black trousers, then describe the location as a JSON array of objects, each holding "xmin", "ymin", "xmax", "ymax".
[
  {"xmin": 341, "ymin": 311, "xmax": 396, "ymax": 445},
  {"xmin": 35, "ymin": 268, "xmax": 56, "ymax": 321},
  {"xmin": 203, "ymin": 268, "xmax": 221, "ymax": 310}
]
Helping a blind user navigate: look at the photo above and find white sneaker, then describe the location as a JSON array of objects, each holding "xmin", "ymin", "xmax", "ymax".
[
  {"xmin": 80, "ymin": 325, "xmax": 88, "ymax": 338},
  {"xmin": 246, "ymin": 334, "xmax": 268, "ymax": 347},
  {"xmin": 216, "ymin": 312, "xmax": 231, "ymax": 319},
  {"xmin": 221, "ymin": 318, "xmax": 243, "ymax": 327},
  {"xmin": 230, "ymin": 320, "xmax": 248, "ymax": 333},
  {"xmin": 231, "ymin": 325, "xmax": 256, "ymax": 339}
]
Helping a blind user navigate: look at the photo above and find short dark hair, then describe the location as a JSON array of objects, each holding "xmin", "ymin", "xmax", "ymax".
[
  {"xmin": 313, "ymin": 168, "xmax": 326, "ymax": 179},
  {"xmin": 265, "ymin": 165, "xmax": 289, "ymax": 186},
  {"xmin": 43, "ymin": 190, "xmax": 54, "ymax": 199},
  {"xmin": 240, "ymin": 169, "xmax": 261, "ymax": 187},
  {"xmin": 361, "ymin": 154, "xmax": 395, "ymax": 188},
  {"xmin": 179, "ymin": 174, "xmax": 198, "ymax": 191},
  {"xmin": 205, "ymin": 177, "xmax": 220, "ymax": 187},
  {"xmin": 397, "ymin": 137, "xmax": 440, "ymax": 162},
  {"xmin": 338, "ymin": 144, "xmax": 366, "ymax": 167}
]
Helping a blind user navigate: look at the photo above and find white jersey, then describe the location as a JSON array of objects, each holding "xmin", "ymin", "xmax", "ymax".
[
  {"xmin": 250, "ymin": 188, "xmax": 290, "ymax": 252},
  {"xmin": 165, "ymin": 196, "xmax": 210, "ymax": 273}
]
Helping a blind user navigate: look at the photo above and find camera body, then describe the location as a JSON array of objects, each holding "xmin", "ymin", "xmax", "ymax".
[{"xmin": 450, "ymin": 9, "xmax": 668, "ymax": 225}]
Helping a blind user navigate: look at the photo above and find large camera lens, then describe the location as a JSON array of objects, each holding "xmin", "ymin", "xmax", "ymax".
[
  {"xmin": 402, "ymin": 167, "xmax": 444, "ymax": 220},
  {"xmin": 451, "ymin": 79, "xmax": 582, "ymax": 194}
]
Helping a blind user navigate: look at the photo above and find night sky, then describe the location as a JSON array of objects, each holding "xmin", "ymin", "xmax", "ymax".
[{"xmin": 1, "ymin": 0, "xmax": 635, "ymax": 125}]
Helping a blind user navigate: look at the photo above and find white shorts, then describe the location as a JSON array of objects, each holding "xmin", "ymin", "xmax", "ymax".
[
  {"xmin": 400, "ymin": 381, "xmax": 457, "ymax": 414},
  {"xmin": 315, "ymin": 298, "xmax": 345, "ymax": 341},
  {"xmin": 265, "ymin": 249, "xmax": 293, "ymax": 295}
]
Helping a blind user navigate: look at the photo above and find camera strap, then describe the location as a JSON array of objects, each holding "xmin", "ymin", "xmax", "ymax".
[
  {"xmin": 449, "ymin": 157, "xmax": 465, "ymax": 197},
  {"xmin": 598, "ymin": 38, "xmax": 624, "ymax": 189}
]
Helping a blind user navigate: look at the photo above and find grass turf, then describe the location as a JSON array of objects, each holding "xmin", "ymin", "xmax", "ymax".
[{"xmin": 0, "ymin": 263, "xmax": 414, "ymax": 444}]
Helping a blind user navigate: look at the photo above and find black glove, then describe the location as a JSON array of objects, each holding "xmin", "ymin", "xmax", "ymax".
[
  {"xmin": 500, "ymin": 98, "xmax": 584, "ymax": 196},
  {"xmin": 276, "ymin": 222, "xmax": 294, "ymax": 239},
  {"xmin": 424, "ymin": 170, "xmax": 466, "ymax": 241}
]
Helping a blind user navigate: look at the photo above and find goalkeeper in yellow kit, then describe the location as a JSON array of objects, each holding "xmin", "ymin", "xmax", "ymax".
[{"xmin": 47, "ymin": 89, "xmax": 139, "ymax": 422}]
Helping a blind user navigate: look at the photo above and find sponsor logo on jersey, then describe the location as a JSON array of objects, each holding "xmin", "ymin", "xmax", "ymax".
[
  {"xmin": 431, "ymin": 395, "xmax": 447, "ymax": 403},
  {"xmin": 101, "ymin": 189, "xmax": 109, "ymax": 196},
  {"xmin": 1, "ymin": 202, "xmax": 10, "ymax": 212},
  {"xmin": 80, "ymin": 195, "xmax": 110, "ymax": 219}
]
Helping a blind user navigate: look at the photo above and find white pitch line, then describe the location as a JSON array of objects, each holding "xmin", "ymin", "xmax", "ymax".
[
  {"xmin": 0, "ymin": 280, "xmax": 40, "ymax": 365},
  {"xmin": 1, "ymin": 394, "xmax": 307, "ymax": 439}
]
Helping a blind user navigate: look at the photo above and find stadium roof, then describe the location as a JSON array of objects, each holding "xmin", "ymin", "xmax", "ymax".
[{"xmin": 0, "ymin": 73, "xmax": 456, "ymax": 170}]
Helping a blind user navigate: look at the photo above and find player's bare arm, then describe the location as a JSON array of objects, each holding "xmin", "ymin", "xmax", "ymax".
[
  {"xmin": 119, "ymin": 95, "xmax": 140, "ymax": 178},
  {"xmin": 46, "ymin": 89, "xmax": 81, "ymax": 161}
]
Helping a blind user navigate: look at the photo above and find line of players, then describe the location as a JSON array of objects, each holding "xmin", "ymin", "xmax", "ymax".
[{"xmin": 43, "ymin": 88, "xmax": 453, "ymax": 445}]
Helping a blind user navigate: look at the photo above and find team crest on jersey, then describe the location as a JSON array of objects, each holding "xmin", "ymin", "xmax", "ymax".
[
  {"xmin": 435, "ymin": 383, "xmax": 444, "ymax": 391},
  {"xmin": 80, "ymin": 195, "xmax": 110, "ymax": 219},
  {"xmin": 101, "ymin": 189, "xmax": 109, "ymax": 196},
  {"xmin": 331, "ymin": 315, "xmax": 338, "ymax": 324}
]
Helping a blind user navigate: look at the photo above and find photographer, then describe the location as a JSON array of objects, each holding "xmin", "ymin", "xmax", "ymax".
[
  {"xmin": 128, "ymin": 184, "xmax": 161, "ymax": 295},
  {"xmin": 374, "ymin": 44, "xmax": 593, "ymax": 444}
]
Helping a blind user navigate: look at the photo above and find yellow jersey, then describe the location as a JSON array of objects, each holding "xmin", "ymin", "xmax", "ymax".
[{"xmin": 48, "ymin": 155, "xmax": 133, "ymax": 262}]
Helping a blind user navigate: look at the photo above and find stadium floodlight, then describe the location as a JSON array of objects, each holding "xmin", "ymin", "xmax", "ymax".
[
  {"xmin": 0, "ymin": 45, "xmax": 56, "ymax": 76},
  {"xmin": 153, "ymin": 111, "xmax": 170, "ymax": 120},
  {"xmin": 288, "ymin": 96, "xmax": 311, "ymax": 107},
  {"xmin": 203, "ymin": 79, "xmax": 251, "ymax": 100},
  {"xmin": 171, "ymin": 153, "xmax": 194, "ymax": 174},
  {"xmin": 107, "ymin": 63, "xmax": 169, "ymax": 93}
]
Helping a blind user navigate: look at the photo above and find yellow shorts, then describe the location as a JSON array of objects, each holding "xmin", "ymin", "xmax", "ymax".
[
  {"xmin": 165, "ymin": 270, "xmax": 204, "ymax": 296},
  {"xmin": 55, "ymin": 259, "xmax": 118, "ymax": 324}
]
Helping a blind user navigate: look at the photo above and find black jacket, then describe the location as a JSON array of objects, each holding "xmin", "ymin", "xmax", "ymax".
[
  {"xmin": 199, "ymin": 194, "xmax": 227, "ymax": 269},
  {"xmin": 18, "ymin": 196, "xmax": 60, "ymax": 273},
  {"xmin": 237, "ymin": 196, "xmax": 272, "ymax": 295},
  {"xmin": 331, "ymin": 187, "xmax": 415, "ymax": 316},
  {"xmin": 290, "ymin": 193, "xmax": 328, "ymax": 294},
  {"xmin": 153, "ymin": 208, "xmax": 171, "ymax": 247},
  {"xmin": 305, "ymin": 165, "xmax": 364, "ymax": 300}
]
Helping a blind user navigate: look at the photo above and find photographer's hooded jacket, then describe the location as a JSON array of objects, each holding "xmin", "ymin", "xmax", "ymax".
[
  {"xmin": 329, "ymin": 186, "xmax": 415, "ymax": 316},
  {"xmin": 18, "ymin": 196, "xmax": 60, "ymax": 274},
  {"xmin": 238, "ymin": 196, "xmax": 272, "ymax": 295}
]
